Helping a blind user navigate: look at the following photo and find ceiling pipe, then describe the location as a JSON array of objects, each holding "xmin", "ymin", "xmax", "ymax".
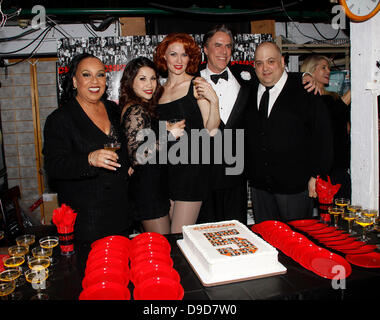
[{"xmin": 4, "ymin": 7, "xmax": 331, "ymax": 20}]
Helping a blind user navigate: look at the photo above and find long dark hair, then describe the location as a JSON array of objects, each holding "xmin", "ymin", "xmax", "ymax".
[
  {"xmin": 59, "ymin": 53, "xmax": 108, "ymax": 107},
  {"xmin": 119, "ymin": 57, "xmax": 163, "ymax": 118}
]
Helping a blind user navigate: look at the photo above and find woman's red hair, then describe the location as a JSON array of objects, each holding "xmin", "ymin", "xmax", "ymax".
[{"xmin": 153, "ymin": 33, "xmax": 201, "ymax": 75}]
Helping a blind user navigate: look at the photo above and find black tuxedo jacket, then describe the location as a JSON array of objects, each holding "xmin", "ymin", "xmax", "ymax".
[
  {"xmin": 197, "ymin": 63, "xmax": 255, "ymax": 189},
  {"xmin": 245, "ymin": 75, "xmax": 333, "ymax": 194}
]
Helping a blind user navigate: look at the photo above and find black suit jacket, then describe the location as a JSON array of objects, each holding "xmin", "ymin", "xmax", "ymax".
[
  {"xmin": 197, "ymin": 63, "xmax": 255, "ymax": 189},
  {"xmin": 245, "ymin": 75, "xmax": 333, "ymax": 194},
  {"xmin": 43, "ymin": 98, "xmax": 131, "ymax": 243}
]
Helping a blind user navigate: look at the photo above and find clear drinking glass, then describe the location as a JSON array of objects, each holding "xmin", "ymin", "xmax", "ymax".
[
  {"xmin": 328, "ymin": 206, "xmax": 344, "ymax": 228},
  {"xmin": 342, "ymin": 211, "xmax": 357, "ymax": 234},
  {"xmin": 104, "ymin": 142, "xmax": 121, "ymax": 152},
  {"xmin": 39, "ymin": 236, "xmax": 59, "ymax": 266},
  {"xmin": 0, "ymin": 281, "xmax": 15, "ymax": 300},
  {"xmin": 0, "ymin": 269, "xmax": 23, "ymax": 299},
  {"xmin": 355, "ymin": 215, "xmax": 374, "ymax": 242},
  {"xmin": 362, "ymin": 209, "xmax": 378, "ymax": 231},
  {"xmin": 25, "ymin": 268, "xmax": 49, "ymax": 300}
]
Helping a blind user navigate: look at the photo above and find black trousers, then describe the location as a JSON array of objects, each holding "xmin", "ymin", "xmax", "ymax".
[
  {"xmin": 197, "ymin": 182, "xmax": 247, "ymax": 225},
  {"xmin": 252, "ymin": 187, "xmax": 314, "ymax": 224}
]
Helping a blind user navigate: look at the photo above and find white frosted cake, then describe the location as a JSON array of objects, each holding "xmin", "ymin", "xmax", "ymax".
[{"xmin": 178, "ymin": 220, "xmax": 286, "ymax": 285}]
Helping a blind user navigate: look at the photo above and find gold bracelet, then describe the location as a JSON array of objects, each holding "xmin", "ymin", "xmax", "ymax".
[{"xmin": 88, "ymin": 152, "xmax": 94, "ymax": 166}]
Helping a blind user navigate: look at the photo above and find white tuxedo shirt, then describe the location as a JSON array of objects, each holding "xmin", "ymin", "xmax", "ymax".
[{"xmin": 201, "ymin": 66, "xmax": 240, "ymax": 124}]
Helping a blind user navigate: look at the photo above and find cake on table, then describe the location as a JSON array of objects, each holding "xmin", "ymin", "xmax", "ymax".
[{"xmin": 177, "ymin": 220, "xmax": 286, "ymax": 286}]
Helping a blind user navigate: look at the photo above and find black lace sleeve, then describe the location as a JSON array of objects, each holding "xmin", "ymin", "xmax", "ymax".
[{"xmin": 122, "ymin": 105, "xmax": 163, "ymax": 167}]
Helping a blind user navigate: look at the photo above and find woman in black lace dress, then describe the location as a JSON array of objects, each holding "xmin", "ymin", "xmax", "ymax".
[
  {"xmin": 119, "ymin": 57, "xmax": 185, "ymax": 234},
  {"xmin": 154, "ymin": 33, "xmax": 220, "ymax": 233}
]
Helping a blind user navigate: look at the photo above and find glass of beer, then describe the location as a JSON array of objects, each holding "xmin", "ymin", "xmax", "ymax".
[{"xmin": 104, "ymin": 141, "xmax": 121, "ymax": 152}]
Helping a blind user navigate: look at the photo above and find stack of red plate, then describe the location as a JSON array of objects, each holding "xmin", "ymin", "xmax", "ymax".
[
  {"xmin": 130, "ymin": 232, "xmax": 184, "ymax": 300},
  {"xmin": 288, "ymin": 220, "xmax": 378, "ymax": 257},
  {"xmin": 288, "ymin": 219, "xmax": 380, "ymax": 268},
  {"xmin": 79, "ymin": 235, "xmax": 131, "ymax": 300},
  {"xmin": 251, "ymin": 220, "xmax": 352, "ymax": 279}
]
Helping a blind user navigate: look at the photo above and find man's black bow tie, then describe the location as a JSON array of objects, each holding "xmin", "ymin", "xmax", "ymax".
[{"xmin": 210, "ymin": 70, "xmax": 228, "ymax": 84}]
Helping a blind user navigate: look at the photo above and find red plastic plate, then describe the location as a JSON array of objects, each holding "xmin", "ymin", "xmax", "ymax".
[
  {"xmin": 133, "ymin": 277, "xmax": 184, "ymax": 300},
  {"xmin": 318, "ymin": 234, "xmax": 352, "ymax": 243},
  {"xmin": 346, "ymin": 252, "xmax": 380, "ymax": 268},
  {"xmin": 132, "ymin": 264, "xmax": 180, "ymax": 286},
  {"xmin": 82, "ymin": 267, "xmax": 129, "ymax": 289},
  {"xmin": 327, "ymin": 240, "xmax": 365, "ymax": 250},
  {"xmin": 297, "ymin": 223, "xmax": 328, "ymax": 232},
  {"xmin": 79, "ymin": 281, "xmax": 131, "ymax": 300},
  {"xmin": 287, "ymin": 219, "xmax": 320, "ymax": 228},
  {"xmin": 308, "ymin": 227, "xmax": 345, "ymax": 238},
  {"xmin": 91, "ymin": 235, "xmax": 130, "ymax": 249},
  {"xmin": 322, "ymin": 238, "xmax": 357, "ymax": 247},
  {"xmin": 305, "ymin": 250, "xmax": 352, "ymax": 279},
  {"xmin": 340, "ymin": 245, "xmax": 377, "ymax": 255}
]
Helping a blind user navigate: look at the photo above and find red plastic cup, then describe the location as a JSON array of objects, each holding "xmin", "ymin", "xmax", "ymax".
[
  {"xmin": 133, "ymin": 277, "xmax": 184, "ymax": 300},
  {"xmin": 82, "ymin": 267, "xmax": 129, "ymax": 289},
  {"xmin": 79, "ymin": 281, "xmax": 131, "ymax": 300},
  {"xmin": 131, "ymin": 263, "xmax": 180, "ymax": 286},
  {"xmin": 58, "ymin": 231, "xmax": 75, "ymax": 256}
]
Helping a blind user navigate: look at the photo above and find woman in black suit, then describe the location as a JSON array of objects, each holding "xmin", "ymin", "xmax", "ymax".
[
  {"xmin": 43, "ymin": 53, "xmax": 131, "ymax": 246},
  {"xmin": 301, "ymin": 55, "xmax": 351, "ymax": 199}
]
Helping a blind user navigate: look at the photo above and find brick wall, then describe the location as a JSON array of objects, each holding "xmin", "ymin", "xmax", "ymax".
[{"xmin": 0, "ymin": 59, "xmax": 58, "ymax": 219}]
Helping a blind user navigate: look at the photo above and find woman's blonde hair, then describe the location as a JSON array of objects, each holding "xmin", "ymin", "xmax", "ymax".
[
  {"xmin": 301, "ymin": 55, "xmax": 340, "ymax": 99},
  {"xmin": 301, "ymin": 55, "xmax": 331, "ymax": 74}
]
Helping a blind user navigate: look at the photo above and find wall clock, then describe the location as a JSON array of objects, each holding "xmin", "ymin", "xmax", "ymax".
[{"xmin": 340, "ymin": 0, "xmax": 380, "ymax": 21}]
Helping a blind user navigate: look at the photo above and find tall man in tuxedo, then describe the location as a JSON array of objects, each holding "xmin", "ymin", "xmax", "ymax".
[
  {"xmin": 197, "ymin": 25, "xmax": 254, "ymax": 224},
  {"xmin": 245, "ymin": 42, "xmax": 333, "ymax": 223},
  {"xmin": 196, "ymin": 25, "xmax": 319, "ymax": 225}
]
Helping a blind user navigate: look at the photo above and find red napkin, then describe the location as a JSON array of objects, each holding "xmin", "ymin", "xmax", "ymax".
[
  {"xmin": 316, "ymin": 175, "xmax": 341, "ymax": 204},
  {"xmin": 52, "ymin": 204, "xmax": 77, "ymax": 234},
  {"xmin": 0, "ymin": 255, "xmax": 9, "ymax": 272}
]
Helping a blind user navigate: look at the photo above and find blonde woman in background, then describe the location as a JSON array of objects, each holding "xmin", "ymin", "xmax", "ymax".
[{"xmin": 301, "ymin": 55, "xmax": 351, "ymax": 199}]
